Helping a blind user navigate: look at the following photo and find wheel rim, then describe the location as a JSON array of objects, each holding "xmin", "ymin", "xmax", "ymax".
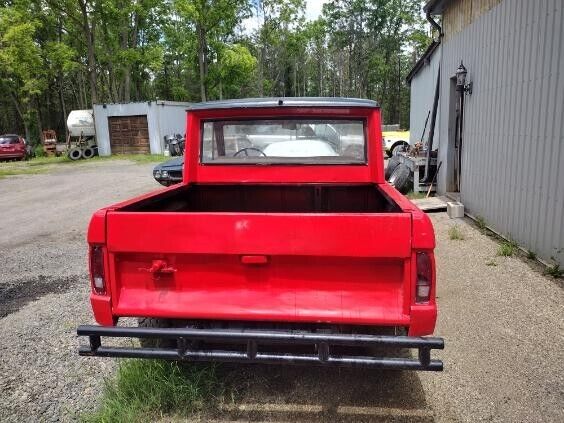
[{"xmin": 392, "ymin": 144, "xmax": 407, "ymax": 156}]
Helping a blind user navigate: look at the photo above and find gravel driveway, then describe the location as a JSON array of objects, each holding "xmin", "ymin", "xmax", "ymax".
[{"xmin": 0, "ymin": 161, "xmax": 562, "ymax": 422}]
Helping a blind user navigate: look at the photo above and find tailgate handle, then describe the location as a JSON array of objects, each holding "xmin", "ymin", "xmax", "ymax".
[
  {"xmin": 139, "ymin": 260, "xmax": 177, "ymax": 274},
  {"xmin": 240, "ymin": 255, "xmax": 269, "ymax": 265}
]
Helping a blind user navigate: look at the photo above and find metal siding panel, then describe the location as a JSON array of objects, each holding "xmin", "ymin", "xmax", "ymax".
[
  {"xmin": 521, "ymin": 0, "xmax": 537, "ymax": 248},
  {"xmin": 547, "ymin": 0, "xmax": 564, "ymax": 265},
  {"xmin": 530, "ymin": 2, "xmax": 545, "ymax": 251},
  {"xmin": 408, "ymin": 49, "xmax": 441, "ymax": 146},
  {"xmin": 537, "ymin": 0, "xmax": 554, "ymax": 255},
  {"xmin": 434, "ymin": 0, "xmax": 563, "ymax": 265}
]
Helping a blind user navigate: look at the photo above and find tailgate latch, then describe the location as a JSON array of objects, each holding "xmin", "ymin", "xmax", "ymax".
[{"xmin": 138, "ymin": 260, "xmax": 177, "ymax": 275}]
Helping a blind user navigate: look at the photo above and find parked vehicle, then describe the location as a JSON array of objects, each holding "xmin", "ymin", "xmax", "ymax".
[
  {"xmin": 0, "ymin": 134, "xmax": 27, "ymax": 161},
  {"xmin": 383, "ymin": 129, "xmax": 410, "ymax": 157},
  {"xmin": 78, "ymin": 98, "xmax": 443, "ymax": 371},
  {"xmin": 153, "ymin": 156, "xmax": 183, "ymax": 186},
  {"xmin": 164, "ymin": 134, "xmax": 185, "ymax": 156},
  {"xmin": 66, "ymin": 110, "xmax": 97, "ymax": 160}
]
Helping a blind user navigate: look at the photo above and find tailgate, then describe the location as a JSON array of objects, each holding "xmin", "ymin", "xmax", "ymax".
[{"xmin": 106, "ymin": 212, "xmax": 412, "ymax": 325}]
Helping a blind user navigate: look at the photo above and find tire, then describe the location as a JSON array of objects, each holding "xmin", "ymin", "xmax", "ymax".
[
  {"xmin": 389, "ymin": 164, "xmax": 413, "ymax": 194},
  {"xmin": 68, "ymin": 147, "xmax": 82, "ymax": 160},
  {"xmin": 137, "ymin": 318, "xmax": 177, "ymax": 348},
  {"xmin": 390, "ymin": 141, "xmax": 409, "ymax": 157},
  {"xmin": 82, "ymin": 147, "xmax": 95, "ymax": 159},
  {"xmin": 385, "ymin": 155, "xmax": 401, "ymax": 180}
]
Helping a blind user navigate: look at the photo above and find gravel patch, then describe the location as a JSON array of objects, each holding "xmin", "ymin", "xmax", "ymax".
[
  {"xmin": 0, "ymin": 160, "xmax": 158, "ymax": 422},
  {"xmin": 0, "ymin": 161, "xmax": 562, "ymax": 422}
]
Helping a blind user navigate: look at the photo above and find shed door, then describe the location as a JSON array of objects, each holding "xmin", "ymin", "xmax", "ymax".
[{"xmin": 108, "ymin": 115, "xmax": 150, "ymax": 154}]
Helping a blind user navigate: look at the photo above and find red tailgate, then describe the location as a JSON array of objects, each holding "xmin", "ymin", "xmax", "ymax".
[{"xmin": 106, "ymin": 211, "xmax": 412, "ymax": 326}]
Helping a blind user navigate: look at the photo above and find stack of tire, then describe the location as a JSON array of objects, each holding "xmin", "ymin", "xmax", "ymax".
[
  {"xmin": 385, "ymin": 156, "xmax": 413, "ymax": 195},
  {"xmin": 68, "ymin": 145, "xmax": 98, "ymax": 160}
]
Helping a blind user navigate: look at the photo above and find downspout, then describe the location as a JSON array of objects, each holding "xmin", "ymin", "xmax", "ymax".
[
  {"xmin": 423, "ymin": 9, "xmax": 443, "ymax": 182},
  {"xmin": 426, "ymin": 11, "xmax": 443, "ymax": 37}
]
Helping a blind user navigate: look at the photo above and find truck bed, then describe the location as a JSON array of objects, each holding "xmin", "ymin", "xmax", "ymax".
[{"xmin": 119, "ymin": 183, "xmax": 402, "ymax": 213}]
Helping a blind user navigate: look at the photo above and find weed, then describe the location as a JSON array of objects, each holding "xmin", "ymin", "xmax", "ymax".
[
  {"xmin": 544, "ymin": 264, "xmax": 563, "ymax": 279},
  {"xmin": 448, "ymin": 225, "xmax": 465, "ymax": 240},
  {"xmin": 34, "ymin": 144, "xmax": 46, "ymax": 157},
  {"xmin": 526, "ymin": 250, "xmax": 537, "ymax": 260},
  {"xmin": 84, "ymin": 359, "xmax": 218, "ymax": 423},
  {"xmin": 497, "ymin": 240, "xmax": 518, "ymax": 257},
  {"xmin": 0, "ymin": 167, "xmax": 48, "ymax": 178},
  {"xmin": 485, "ymin": 259, "xmax": 497, "ymax": 266},
  {"xmin": 475, "ymin": 216, "xmax": 487, "ymax": 231},
  {"xmin": 112, "ymin": 154, "xmax": 166, "ymax": 163},
  {"xmin": 406, "ymin": 191, "xmax": 427, "ymax": 200}
]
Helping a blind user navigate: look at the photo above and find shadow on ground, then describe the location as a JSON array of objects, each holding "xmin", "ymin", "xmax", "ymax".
[{"xmin": 209, "ymin": 364, "xmax": 433, "ymax": 422}]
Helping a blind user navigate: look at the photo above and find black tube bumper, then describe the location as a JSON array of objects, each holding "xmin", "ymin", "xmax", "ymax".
[{"xmin": 77, "ymin": 325, "xmax": 444, "ymax": 371}]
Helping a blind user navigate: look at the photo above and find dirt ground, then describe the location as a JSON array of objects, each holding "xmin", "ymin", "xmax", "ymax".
[{"xmin": 0, "ymin": 160, "xmax": 563, "ymax": 422}]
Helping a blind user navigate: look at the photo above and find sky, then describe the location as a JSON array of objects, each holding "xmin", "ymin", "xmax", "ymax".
[
  {"xmin": 305, "ymin": 0, "xmax": 330, "ymax": 21},
  {"xmin": 243, "ymin": 0, "xmax": 330, "ymax": 34}
]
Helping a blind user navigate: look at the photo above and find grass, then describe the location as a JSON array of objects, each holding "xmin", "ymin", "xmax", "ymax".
[
  {"xmin": 0, "ymin": 166, "xmax": 50, "ymax": 178},
  {"xmin": 84, "ymin": 359, "xmax": 218, "ymax": 423},
  {"xmin": 0, "ymin": 154, "xmax": 165, "ymax": 179},
  {"xmin": 497, "ymin": 240, "xmax": 518, "ymax": 257},
  {"xmin": 526, "ymin": 250, "xmax": 537, "ymax": 260},
  {"xmin": 544, "ymin": 264, "xmax": 563, "ymax": 279},
  {"xmin": 448, "ymin": 225, "xmax": 465, "ymax": 240},
  {"xmin": 475, "ymin": 216, "xmax": 487, "ymax": 232},
  {"xmin": 406, "ymin": 191, "xmax": 427, "ymax": 200},
  {"xmin": 485, "ymin": 259, "xmax": 497, "ymax": 266}
]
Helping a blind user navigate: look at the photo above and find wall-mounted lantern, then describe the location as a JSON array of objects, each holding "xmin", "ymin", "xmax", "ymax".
[{"xmin": 456, "ymin": 61, "xmax": 472, "ymax": 94}]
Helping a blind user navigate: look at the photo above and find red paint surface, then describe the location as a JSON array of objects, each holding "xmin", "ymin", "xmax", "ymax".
[{"xmin": 86, "ymin": 103, "xmax": 438, "ymax": 336}]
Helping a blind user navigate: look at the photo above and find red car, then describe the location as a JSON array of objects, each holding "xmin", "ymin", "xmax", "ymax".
[
  {"xmin": 78, "ymin": 98, "xmax": 443, "ymax": 371},
  {"xmin": 0, "ymin": 134, "xmax": 27, "ymax": 160}
]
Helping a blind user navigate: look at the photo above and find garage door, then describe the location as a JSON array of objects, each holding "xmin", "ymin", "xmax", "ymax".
[{"xmin": 108, "ymin": 115, "xmax": 150, "ymax": 154}]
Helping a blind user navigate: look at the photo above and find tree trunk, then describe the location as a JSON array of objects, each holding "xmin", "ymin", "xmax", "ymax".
[
  {"xmin": 9, "ymin": 89, "xmax": 29, "ymax": 141},
  {"xmin": 78, "ymin": 0, "xmax": 98, "ymax": 105},
  {"xmin": 58, "ymin": 73, "xmax": 68, "ymax": 140},
  {"xmin": 257, "ymin": 45, "xmax": 264, "ymax": 96},
  {"xmin": 197, "ymin": 22, "xmax": 207, "ymax": 102}
]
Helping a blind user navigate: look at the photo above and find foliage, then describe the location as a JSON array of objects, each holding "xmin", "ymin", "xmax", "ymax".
[
  {"xmin": 526, "ymin": 250, "xmax": 537, "ymax": 260},
  {"xmin": 406, "ymin": 190, "xmax": 426, "ymax": 200},
  {"xmin": 475, "ymin": 216, "xmax": 488, "ymax": 232},
  {"xmin": 497, "ymin": 240, "xmax": 518, "ymax": 257},
  {"xmin": 83, "ymin": 359, "xmax": 218, "ymax": 422},
  {"xmin": 448, "ymin": 225, "xmax": 465, "ymax": 241},
  {"xmin": 0, "ymin": 0, "xmax": 431, "ymax": 138},
  {"xmin": 544, "ymin": 264, "xmax": 563, "ymax": 279},
  {"xmin": 34, "ymin": 144, "xmax": 46, "ymax": 157}
]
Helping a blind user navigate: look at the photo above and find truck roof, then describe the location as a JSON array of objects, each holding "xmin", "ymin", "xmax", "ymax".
[{"xmin": 187, "ymin": 97, "xmax": 379, "ymax": 111}]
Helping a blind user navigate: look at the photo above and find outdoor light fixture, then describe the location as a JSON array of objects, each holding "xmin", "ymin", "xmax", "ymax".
[{"xmin": 456, "ymin": 61, "xmax": 472, "ymax": 94}]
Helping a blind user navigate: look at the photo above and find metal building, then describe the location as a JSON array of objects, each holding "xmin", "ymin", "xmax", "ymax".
[
  {"xmin": 407, "ymin": 41, "xmax": 441, "ymax": 145},
  {"xmin": 409, "ymin": 0, "xmax": 563, "ymax": 266},
  {"xmin": 93, "ymin": 101, "xmax": 191, "ymax": 156}
]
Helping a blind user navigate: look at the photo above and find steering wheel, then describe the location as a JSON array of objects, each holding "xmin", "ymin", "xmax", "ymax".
[{"xmin": 233, "ymin": 147, "xmax": 266, "ymax": 157}]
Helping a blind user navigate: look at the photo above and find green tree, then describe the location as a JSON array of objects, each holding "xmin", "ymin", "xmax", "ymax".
[
  {"xmin": 0, "ymin": 4, "xmax": 45, "ymax": 141},
  {"xmin": 174, "ymin": 0, "xmax": 252, "ymax": 101}
]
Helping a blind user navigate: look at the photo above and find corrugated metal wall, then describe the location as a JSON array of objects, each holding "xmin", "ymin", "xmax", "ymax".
[
  {"xmin": 408, "ymin": 45, "xmax": 441, "ymax": 144},
  {"xmin": 93, "ymin": 101, "xmax": 190, "ymax": 155},
  {"xmin": 436, "ymin": 0, "xmax": 564, "ymax": 266}
]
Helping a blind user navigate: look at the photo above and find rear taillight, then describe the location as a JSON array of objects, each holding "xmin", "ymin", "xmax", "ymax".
[
  {"xmin": 416, "ymin": 252, "xmax": 433, "ymax": 303},
  {"xmin": 90, "ymin": 245, "xmax": 106, "ymax": 294}
]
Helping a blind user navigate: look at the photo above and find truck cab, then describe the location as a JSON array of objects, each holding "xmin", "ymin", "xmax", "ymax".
[{"xmin": 78, "ymin": 98, "xmax": 443, "ymax": 371}]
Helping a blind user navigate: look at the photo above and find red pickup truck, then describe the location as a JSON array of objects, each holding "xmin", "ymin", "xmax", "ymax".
[{"xmin": 78, "ymin": 98, "xmax": 443, "ymax": 371}]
